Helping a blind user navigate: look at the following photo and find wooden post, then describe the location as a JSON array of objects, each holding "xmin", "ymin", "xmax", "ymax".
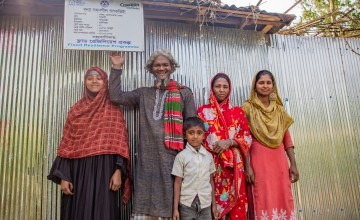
[{"xmin": 329, "ymin": 0, "xmax": 337, "ymax": 37}]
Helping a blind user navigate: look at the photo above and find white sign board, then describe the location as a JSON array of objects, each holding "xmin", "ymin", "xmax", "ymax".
[{"xmin": 64, "ymin": 0, "xmax": 144, "ymax": 51}]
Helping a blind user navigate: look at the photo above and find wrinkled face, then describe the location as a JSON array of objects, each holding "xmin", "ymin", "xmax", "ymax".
[
  {"xmin": 152, "ymin": 55, "xmax": 173, "ymax": 80},
  {"xmin": 255, "ymin": 74, "xmax": 273, "ymax": 97},
  {"xmin": 185, "ymin": 126, "xmax": 205, "ymax": 149},
  {"xmin": 86, "ymin": 74, "xmax": 104, "ymax": 94},
  {"xmin": 212, "ymin": 77, "xmax": 230, "ymax": 103}
]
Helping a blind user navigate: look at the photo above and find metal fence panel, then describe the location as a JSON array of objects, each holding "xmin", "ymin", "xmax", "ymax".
[{"xmin": 0, "ymin": 16, "xmax": 359, "ymax": 219}]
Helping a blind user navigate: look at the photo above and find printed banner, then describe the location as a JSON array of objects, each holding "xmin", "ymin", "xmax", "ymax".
[{"xmin": 64, "ymin": 0, "xmax": 144, "ymax": 51}]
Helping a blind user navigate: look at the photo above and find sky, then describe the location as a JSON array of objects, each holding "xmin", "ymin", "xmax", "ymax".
[{"xmin": 221, "ymin": 0, "xmax": 303, "ymax": 22}]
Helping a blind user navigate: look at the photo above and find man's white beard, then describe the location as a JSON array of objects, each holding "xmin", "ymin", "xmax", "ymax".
[{"xmin": 155, "ymin": 77, "xmax": 169, "ymax": 89}]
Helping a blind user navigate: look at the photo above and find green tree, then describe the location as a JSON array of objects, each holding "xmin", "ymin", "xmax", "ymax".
[{"xmin": 298, "ymin": 0, "xmax": 360, "ymax": 37}]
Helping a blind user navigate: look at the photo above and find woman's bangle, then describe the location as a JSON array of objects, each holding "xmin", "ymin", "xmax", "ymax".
[{"xmin": 230, "ymin": 139, "xmax": 234, "ymax": 146}]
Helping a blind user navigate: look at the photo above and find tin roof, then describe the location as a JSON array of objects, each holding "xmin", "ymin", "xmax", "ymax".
[
  {"xmin": 1, "ymin": 0, "xmax": 296, "ymax": 34},
  {"xmin": 142, "ymin": 0, "xmax": 296, "ymax": 33}
]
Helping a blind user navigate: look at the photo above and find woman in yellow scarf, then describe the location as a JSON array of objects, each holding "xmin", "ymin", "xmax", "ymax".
[{"xmin": 242, "ymin": 70, "xmax": 299, "ymax": 220}]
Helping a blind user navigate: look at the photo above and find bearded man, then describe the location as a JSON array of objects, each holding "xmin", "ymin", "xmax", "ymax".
[{"xmin": 109, "ymin": 49, "xmax": 196, "ymax": 219}]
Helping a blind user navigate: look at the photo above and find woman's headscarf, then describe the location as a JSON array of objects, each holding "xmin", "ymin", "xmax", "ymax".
[
  {"xmin": 57, "ymin": 67, "xmax": 131, "ymax": 203},
  {"xmin": 242, "ymin": 70, "xmax": 294, "ymax": 148}
]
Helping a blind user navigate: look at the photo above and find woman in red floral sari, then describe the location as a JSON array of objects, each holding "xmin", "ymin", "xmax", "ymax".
[{"xmin": 197, "ymin": 73, "xmax": 252, "ymax": 220}]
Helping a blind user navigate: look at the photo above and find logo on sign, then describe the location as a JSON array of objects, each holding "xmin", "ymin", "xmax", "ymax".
[
  {"xmin": 68, "ymin": 0, "xmax": 85, "ymax": 6},
  {"xmin": 119, "ymin": 2, "xmax": 140, "ymax": 9},
  {"xmin": 100, "ymin": 0, "xmax": 109, "ymax": 7}
]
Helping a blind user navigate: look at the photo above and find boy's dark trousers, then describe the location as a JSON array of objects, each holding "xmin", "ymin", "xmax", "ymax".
[{"xmin": 179, "ymin": 196, "xmax": 212, "ymax": 220}]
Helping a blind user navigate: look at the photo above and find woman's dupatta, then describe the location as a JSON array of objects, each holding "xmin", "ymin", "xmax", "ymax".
[{"xmin": 242, "ymin": 71, "xmax": 294, "ymax": 149}]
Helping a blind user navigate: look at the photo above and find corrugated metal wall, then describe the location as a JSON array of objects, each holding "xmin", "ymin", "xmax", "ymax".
[
  {"xmin": 267, "ymin": 34, "xmax": 360, "ymax": 219},
  {"xmin": 0, "ymin": 16, "xmax": 359, "ymax": 220}
]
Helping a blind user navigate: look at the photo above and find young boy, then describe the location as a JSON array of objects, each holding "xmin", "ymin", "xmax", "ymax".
[{"xmin": 172, "ymin": 117, "xmax": 218, "ymax": 220}]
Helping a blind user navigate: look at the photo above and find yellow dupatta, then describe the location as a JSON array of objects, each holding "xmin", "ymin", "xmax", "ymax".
[{"xmin": 242, "ymin": 72, "xmax": 294, "ymax": 148}]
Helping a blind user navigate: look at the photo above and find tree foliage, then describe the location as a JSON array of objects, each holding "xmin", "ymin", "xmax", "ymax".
[{"xmin": 298, "ymin": 0, "xmax": 360, "ymax": 37}]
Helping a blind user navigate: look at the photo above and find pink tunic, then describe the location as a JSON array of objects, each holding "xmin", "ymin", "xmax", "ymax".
[{"xmin": 248, "ymin": 131, "xmax": 296, "ymax": 220}]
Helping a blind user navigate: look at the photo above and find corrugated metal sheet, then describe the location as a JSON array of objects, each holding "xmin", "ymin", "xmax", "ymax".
[
  {"xmin": 267, "ymin": 34, "xmax": 360, "ymax": 219},
  {"xmin": 2, "ymin": 0, "xmax": 295, "ymax": 33},
  {"xmin": 35, "ymin": 0, "xmax": 295, "ymax": 19},
  {"xmin": 0, "ymin": 16, "xmax": 359, "ymax": 219}
]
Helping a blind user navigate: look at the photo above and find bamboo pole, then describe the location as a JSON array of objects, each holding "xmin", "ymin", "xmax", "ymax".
[
  {"xmin": 284, "ymin": 0, "xmax": 302, "ymax": 14},
  {"xmin": 329, "ymin": 0, "xmax": 337, "ymax": 37}
]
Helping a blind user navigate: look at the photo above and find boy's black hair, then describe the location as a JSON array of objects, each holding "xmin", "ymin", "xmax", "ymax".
[{"xmin": 183, "ymin": 117, "xmax": 206, "ymax": 133}]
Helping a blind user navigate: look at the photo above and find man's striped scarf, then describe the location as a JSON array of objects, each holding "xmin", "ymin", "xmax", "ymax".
[{"xmin": 164, "ymin": 80, "xmax": 185, "ymax": 151}]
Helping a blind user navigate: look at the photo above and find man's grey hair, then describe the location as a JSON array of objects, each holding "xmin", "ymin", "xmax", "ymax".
[{"xmin": 145, "ymin": 49, "xmax": 180, "ymax": 74}]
